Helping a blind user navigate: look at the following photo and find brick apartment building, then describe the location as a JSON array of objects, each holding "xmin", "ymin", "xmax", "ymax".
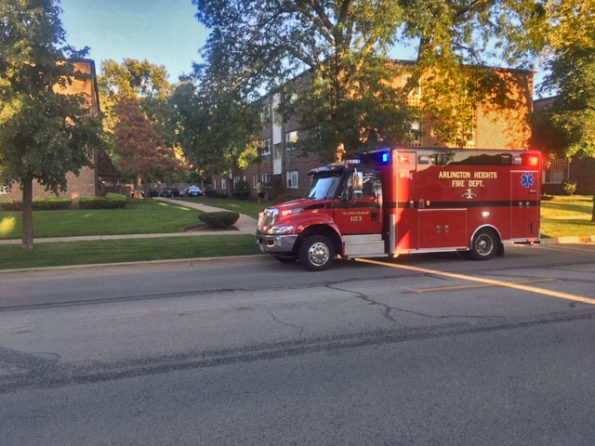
[
  {"xmin": 0, "ymin": 59, "xmax": 118, "ymax": 202},
  {"xmin": 211, "ymin": 61, "xmax": 534, "ymax": 200}
]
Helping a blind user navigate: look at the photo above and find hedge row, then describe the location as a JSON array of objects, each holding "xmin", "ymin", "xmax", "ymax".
[
  {"xmin": 79, "ymin": 193, "xmax": 128, "ymax": 209},
  {"xmin": 0, "ymin": 197, "xmax": 72, "ymax": 211},
  {"xmin": 198, "ymin": 211, "xmax": 239, "ymax": 229}
]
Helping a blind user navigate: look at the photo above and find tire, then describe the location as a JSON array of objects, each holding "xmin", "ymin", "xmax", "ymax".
[
  {"xmin": 467, "ymin": 228, "xmax": 498, "ymax": 260},
  {"xmin": 299, "ymin": 235, "xmax": 335, "ymax": 271},
  {"xmin": 274, "ymin": 254, "xmax": 297, "ymax": 264}
]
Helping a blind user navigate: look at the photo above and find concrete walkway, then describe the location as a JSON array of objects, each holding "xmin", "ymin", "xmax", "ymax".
[{"xmin": 0, "ymin": 198, "xmax": 258, "ymax": 246}]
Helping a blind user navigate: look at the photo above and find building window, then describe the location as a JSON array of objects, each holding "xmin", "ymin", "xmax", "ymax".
[
  {"xmin": 261, "ymin": 138, "xmax": 271, "ymax": 156},
  {"xmin": 261, "ymin": 172, "xmax": 272, "ymax": 184},
  {"xmin": 221, "ymin": 178, "xmax": 227, "ymax": 190},
  {"xmin": 405, "ymin": 76, "xmax": 422, "ymax": 107},
  {"xmin": 285, "ymin": 130, "xmax": 298, "ymax": 150},
  {"xmin": 212, "ymin": 179, "xmax": 217, "ymax": 190},
  {"xmin": 0, "ymin": 185, "xmax": 7, "ymax": 195},
  {"xmin": 286, "ymin": 170, "xmax": 299, "ymax": 189},
  {"xmin": 253, "ymin": 174, "xmax": 258, "ymax": 189},
  {"xmin": 409, "ymin": 120, "xmax": 422, "ymax": 147},
  {"xmin": 233, "ymin": 176, "xmax": 241, "ymax": 187}
]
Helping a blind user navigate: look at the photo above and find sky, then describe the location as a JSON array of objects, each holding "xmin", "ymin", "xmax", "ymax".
[
  {"xmin": 60, "ymin": 0, "xmax": 209, "ymax": 82},
  {"xmin": 60, "ymin": 1, "xmax": 543, "ymax": 95},
  {"xmin": 60, "ymin": 0, "xmax": 418, "ymax": 84}
]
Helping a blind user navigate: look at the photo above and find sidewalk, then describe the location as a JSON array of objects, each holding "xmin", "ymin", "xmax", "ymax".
[{"xmin": 0, "ymin": 198, "xmax": 258, "ymax": 246}]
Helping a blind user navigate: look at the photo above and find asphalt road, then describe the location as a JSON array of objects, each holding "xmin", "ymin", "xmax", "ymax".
[{"xmin": 1, "ymin": 243, "xmax": 594, "ymax": 445}]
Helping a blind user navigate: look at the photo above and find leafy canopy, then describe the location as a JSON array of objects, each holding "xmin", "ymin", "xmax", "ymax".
[
  {"xmin": 541, "ymin": 0, "xmax": 594, "ymax": 158},
  {"xmin": 194, "ymin": 0, "xmax": 549, "ymax": 158},
  {"xmin": 0, "ymin": 0, "xmax": 102, "ymax": 193}
]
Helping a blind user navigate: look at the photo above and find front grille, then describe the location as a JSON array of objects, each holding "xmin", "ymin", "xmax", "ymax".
[{"xmin": 258, "ymin": 208, "xmax": 278, "ymax": 232}]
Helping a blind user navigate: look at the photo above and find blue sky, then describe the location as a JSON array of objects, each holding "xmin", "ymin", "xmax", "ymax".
[
  {"xmin": 60, "ymin": 0, "xmax": 209, "ymax": 82},
  {"xmin": 60, "ymin": 0, "xmax": 418, "ymax": 84}
]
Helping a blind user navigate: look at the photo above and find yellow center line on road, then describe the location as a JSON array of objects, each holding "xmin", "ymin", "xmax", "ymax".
[
  {"xmin": 355, "ymin": 258, "xmax": 595, "ymax": 306},
  {"xmin": 414, "ymin": 278, "xmax": 555, "ymax": 294}
]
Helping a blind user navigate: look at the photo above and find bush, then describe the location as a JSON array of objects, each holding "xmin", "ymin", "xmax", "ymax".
[
  {"xmin": 198, "ymin": 211, "xmax": 239, "ymax": 229},
  {"xmin": 0, "ymin": 199, "xmax": 18, "ymax": 211},
  {"xmin": 33, "ymin": 197, "xmax": 72, "ymax": 210},
  {"xmin": 232, "ymin": 180, "xmax": 251, "ymax": 200},
  {"xmin": 205, "ymin": 188, "xmax": 229, "ymax": 198},
  {"xmin": 79, "ymin": 193, "xmax": 128, "ymax": 209},
  {"xmin": 0, "ymin": 197, "xmax": 72, "ymax": 210},
  {"xmin": 562, "ymin": 180, "xmax": 578, "ymax": 196}
]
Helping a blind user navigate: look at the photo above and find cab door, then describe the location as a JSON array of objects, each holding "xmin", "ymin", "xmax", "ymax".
[{"xmin": 334, "ymin": 169, "xmax": 383, "ymax": 235}]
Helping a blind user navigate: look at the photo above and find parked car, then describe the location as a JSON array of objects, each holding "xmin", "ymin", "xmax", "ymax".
[
  {"xmin": 159, "ymin": 187, "xmax": 180, "ymax": 198},
  {"xmin": 186, "ymin": 186, "xmax": 203, "ymax": 197}
]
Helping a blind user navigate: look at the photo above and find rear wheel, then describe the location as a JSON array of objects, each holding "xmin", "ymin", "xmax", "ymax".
[
  {"xmin": 299, "ymin": 235, "xmax": 335, "ymax": 271},
  {"xmin": 467, "ymin": 229, "xmax": 498, "ymax": 260}
]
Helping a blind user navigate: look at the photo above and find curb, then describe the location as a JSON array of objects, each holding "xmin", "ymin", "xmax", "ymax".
[
  {"xmin": 0, "ymin": 254, "xmax": 267, "ymax": 276},
  {"xmin": 541, "ymin": 235, "xmax": 595, "ymax": 244},
  {"xmin": 1, "ymin": 235, "xmax": 592, "ymax": 275}
]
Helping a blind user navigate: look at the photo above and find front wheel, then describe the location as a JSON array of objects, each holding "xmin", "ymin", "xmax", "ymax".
[
  {"xmin": 467, "ymin": 229, "xmax": 498, "ymax": 260},
  {"xmin": 299, "ymin": 235, "xmax": 335, "ymax": 271}
]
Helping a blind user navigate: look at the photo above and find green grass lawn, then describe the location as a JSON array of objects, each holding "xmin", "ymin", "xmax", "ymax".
[
  {"xmin": 541, "ymin": 195, "xmax": 595, "ymax": 238},
  {"xmin": 0, "ymin": 199, "xmax": 201, "ymax": 239},
  {"xmin": 0, "ymin": 235, "xmax": 261, "ymax": 270},
  {"xmin": 179, "ymin": 197, "xmax": 274, "ymax": 218}
]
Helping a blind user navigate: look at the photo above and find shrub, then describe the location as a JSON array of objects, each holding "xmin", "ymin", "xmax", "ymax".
[
  {"xmin": 33, "ymin": 197, "xmax": 72, "ymax": 210},
  {"xmin": 232, "ymin": 179, "xmax": 251, "ymax": 200},
  {"xmin": 79, "ymin": 193, "xmax": 128, "ymax": 209},
  {"xmin": 198, "ymin": 211, "xmax": 239, "ymax": 229},
  {"xmin": 0, "ymin": 199, "xmax": 18, "ymax": 211},
  {"xmin": 1, "ymin": 197, "xmax": 72, "ymax": 210},
  {"xmin": 562, "ymin": 180, "xmax": 577, "ymax": 196}
]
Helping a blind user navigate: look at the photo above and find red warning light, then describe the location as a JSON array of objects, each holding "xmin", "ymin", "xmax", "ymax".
[{"xmin": 527, "ymin": 156, "xmax": 539, "ymax": 167}]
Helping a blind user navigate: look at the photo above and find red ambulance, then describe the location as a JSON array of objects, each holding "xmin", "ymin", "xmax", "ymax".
[{"xmin": 256, "ymin": 147, "xmax": 541, "ymax": 270}]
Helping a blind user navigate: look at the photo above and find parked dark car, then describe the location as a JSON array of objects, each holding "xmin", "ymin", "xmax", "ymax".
[{"xmin": 160, "ymin": 187, "xmax": 180, "ymax": 198}]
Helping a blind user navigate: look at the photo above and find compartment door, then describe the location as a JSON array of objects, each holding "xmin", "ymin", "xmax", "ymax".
[
  {"xmin": 418, "ymin": 209, "xmax": 468, "ymax": 249},
  {"xmin": 510, "ymin": 171, "xmax": 540, "ymax": 239}
]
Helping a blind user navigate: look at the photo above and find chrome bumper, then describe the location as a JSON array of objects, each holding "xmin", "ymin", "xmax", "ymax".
[{"xmin": 255, "ymin": 234, "xmax": 298, "ymax": 253}]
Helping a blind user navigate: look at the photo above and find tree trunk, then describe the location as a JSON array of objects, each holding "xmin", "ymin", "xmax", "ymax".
[
  {"xmin": 592, "ymin": 194, "xmax": 595, "ymax": 222},
  {"xmin": 134, "ymin": 173, "xmax": 142, "ymax": 200},
  {"xmin": 21, "ymin": 177, "xmax": 34, "ymax": 251}
]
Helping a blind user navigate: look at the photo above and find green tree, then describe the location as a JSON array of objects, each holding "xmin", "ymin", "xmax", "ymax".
[
  {"xmin": 0, "ymin": 0, "xmax": 102, "ymax": 250},
  {"xmin": 540, "ymin": 0, "xmax": 595, "ymax": 220},
  {"xmin": 195, "ymin": 0, "xmax": 410, "ymax": 160},
  {"xmin": 114, "ymin": 97, "xmax": 180, "ymax": 200},
  {"xmin": 194, "ymin": 1, "xmax": 548, "ymax": 158},
  {"xmin": 171, "ymin": 79, "xmax": 261, "ymax": 180}
]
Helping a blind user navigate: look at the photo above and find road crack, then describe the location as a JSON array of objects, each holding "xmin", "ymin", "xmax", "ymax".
[
  {"xmin": 326, "ymin": 283, "xmax": 502, "ymax": 322},
  {"xmin": 266, "ymin": 310, "xmax": 305, "ymax": 338}
]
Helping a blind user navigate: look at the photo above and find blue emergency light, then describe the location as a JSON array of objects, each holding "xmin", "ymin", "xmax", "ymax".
[{"xmin": 381, "ymin": 152, "xmax": 389, "ymax": 164}]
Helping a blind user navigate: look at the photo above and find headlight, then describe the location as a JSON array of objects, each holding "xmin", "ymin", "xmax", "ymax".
[
  {"xmin": 271, "ymin": 225, "xmax": 295, "ymax": 234},
  {"xmin": 281, "ymin": 208, "xmax": 303, "ymax": 217}
]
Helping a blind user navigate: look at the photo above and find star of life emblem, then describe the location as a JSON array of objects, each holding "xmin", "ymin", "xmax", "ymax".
[{"xmin": 521, "ymin": 172, "xmax": 534, "ymax": 189}]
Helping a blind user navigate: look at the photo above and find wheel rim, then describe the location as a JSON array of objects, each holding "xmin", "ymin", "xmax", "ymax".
[
  {"xmin": 308, "ymin": 242, "xmax": 330, "ymax": 266},
  {"xmin": 475, "ymin": 233, "xmax": 494, "ymax": 256}
]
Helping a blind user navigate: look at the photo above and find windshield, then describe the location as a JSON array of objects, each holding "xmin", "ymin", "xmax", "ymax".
[{"xmin": 306, "ymin": 173, "xmax": 342, "ymax": 200}]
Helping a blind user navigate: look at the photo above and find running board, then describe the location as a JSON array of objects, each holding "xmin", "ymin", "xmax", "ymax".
[{"xmin": 343, "ymin": 234, "xmax": 386, "ymax": 258}]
